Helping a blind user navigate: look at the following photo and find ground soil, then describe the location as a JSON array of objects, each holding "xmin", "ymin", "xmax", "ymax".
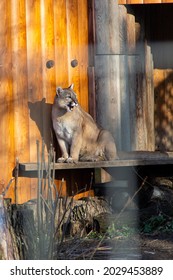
[{"xmin": 58, "ymin": 232, "xmax": 173, "ymax": 260}]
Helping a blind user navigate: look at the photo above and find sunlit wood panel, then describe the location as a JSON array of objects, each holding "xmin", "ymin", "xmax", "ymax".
[{"xmin": 0, "ymin": 0, "xmax": 89, "ymax": 202}]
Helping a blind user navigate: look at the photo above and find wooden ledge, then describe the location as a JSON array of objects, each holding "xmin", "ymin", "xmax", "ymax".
[{"xmin": 19, "ymin": 157, "xmax": 173, "ymax": 171}]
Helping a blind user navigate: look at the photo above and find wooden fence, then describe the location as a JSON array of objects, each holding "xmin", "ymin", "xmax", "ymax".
[
  {"xmin": 91, "ymin": 1, "xmax": 155, "ymax": 152},
  {"xmin": 0, "ymin": 0, "xmax": 89, "ymax": 203},
  {"xmin": 1, "ymin": 0, "xmax": 173, "ymax": 203}
]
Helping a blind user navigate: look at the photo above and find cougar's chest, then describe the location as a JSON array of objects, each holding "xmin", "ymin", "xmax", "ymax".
[{"xmin": 53, "ymin": 116, "xmax": 77, "ymax": 142}]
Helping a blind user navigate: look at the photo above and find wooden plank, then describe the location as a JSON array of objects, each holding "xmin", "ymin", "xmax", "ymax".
[
  {"xmin": 119, "ymin": 5, "xmax": 127, "ymax": 54},
  {"xmin": 54, "ymin": 0, "xmax": 68, "ymax": 86},
  {"xmin": 145, "ymin": 45, "xmax": 154, "ymax": 151},
  {"xmin": 11, "ymin": 0, "xmax": 31, "ymax": 204},
  {"xmin": 128, "ymin": 55, "xmax": 137, "ymax": 150},
  {"xmin": 94, "ymin": 0, "xmax": 120, "ymax": 54},
  {"xmin": 95, "ymin": 55, "xmax": 121, "ymax": 149},
  {"xmin": 26, "ymin": 0, "xmax": 43, "ymax": 160},
  {"xmin": 120, "ymin": 56, "xmax": 131, "ymax": 151},
  {"xmin": 0, "ymin": 1, "xmax": 15, "ymax": 200},
  {"xmin": 26, "ymin": 0, "xmax": 43, "ymax": 201},
  {"xmin": 134, "ymin": 15, "xmax": 148, "ymax": 151},
  {"xmin": 127, "ymin": 13, "xmax": 136, "ymax": 55},
  {"xmin": 19, "ymin": 157, "xmax": 173, "ymax": 171},
  {"xmin": 77, "ymin": 0, "xmax": 89, "ymax": 112},
  {"xmin": 11, "ymin": 0, "xmax": 30, "ymax": 160},
  {"xmin": 88, "ymin": 0, "xmax": 95, "ymax": 67},
  {"xmin": 66, "ymin": 0, "xmax": 80, "ymax": 92},
  {"xmin": 40, "ymin": 0, "xmax": 56, "ymax": 151},
  {"xmin": 88, "ymin": 67, "xmax": 96, "ymax": 120}
]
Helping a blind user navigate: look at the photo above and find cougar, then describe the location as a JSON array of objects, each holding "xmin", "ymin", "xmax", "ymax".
[{"xmin": 52, "ymin": 84, "xmax": 118, "ymax": 163}]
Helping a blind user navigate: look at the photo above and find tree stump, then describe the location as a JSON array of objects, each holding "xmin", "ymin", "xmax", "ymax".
[{"xmin": 0, "ymin": 196, "xmax": 19, "ymax": 260}]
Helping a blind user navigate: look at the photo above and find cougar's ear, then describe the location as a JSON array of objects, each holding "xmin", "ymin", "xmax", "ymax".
[
  {"xmin": 56, "ymin": 87, "xmax": 63, "ymax": 96},
  {"xmin": 68, "ymin": 84, "xmax": 74, "ymax": 90}
]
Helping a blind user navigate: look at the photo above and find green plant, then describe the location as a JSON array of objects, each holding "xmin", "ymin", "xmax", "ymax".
[
  {"xmin": 106, "ymin": 223, "xmax": 136, "ymax": 238},
  {"xmin": 141, "ymin": 214, "xmax": 173, "ymax": 234}
]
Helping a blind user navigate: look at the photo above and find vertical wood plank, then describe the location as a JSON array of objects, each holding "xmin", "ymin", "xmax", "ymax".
[
  {"xmin": 88, "ymin": 0, "xmax": 96, "ymax": 119},
  {"xmin": 77, "ymin": 0, "xmax": 89, "ymax": 111},
  {"xmin": 66, "ymin": 0, "xmax": 80, "ymax": 93},
  {"xmin": 119, "ymin": 5, "xmax": 127, "ymax": 54},
  {"xmin": 11, "ymin": 0, "xmax": 31, "ymax": 203},
  {"xmin": 40, "ymin": 0, "xmax": 56, "ymax": 152},
  {"xmin": 127, "ymin": 13, "xmax": 136, "ymax": 54},
  {"xmin": 120, "ymin": 56, "xmax": 131, "ymax": 151},
  {"xmin": 94, "ymin": 0, "xmax": 120, "ymax": 55},
  {"xmin": 95, "ymin": 55, "xmax": 121, "ymax": 149},
  {"xmin": 54, "ymin": 0, "xmax": 68, "ymax": 87},
  {"xmin": 26, "ymin": 0, "xmax": 43, "ymax": 159},
  {"xmin": 128, "ymin": 56, "xmax": 138, "ymax": 150},
  {"xmin": 145, "ymin": 45, "xmax": 155, "ymax": 150},
  {"xmin": 0, "ymin": 1, "xmax": 15, "ymax": 200},
  {"xmin": 26, "ymin": 0, "xmax": 43, "ymax": 200},
  {"xmin": 88, "ymin": 0, "xmax": 95, "ymax": 67},
  {"xmin": 135, "ymin": 56, "xmax": 148, "ymax": 150},
  {"xmin": 88, "ymin": 67, "xmax": 96, "ymax": 120}
]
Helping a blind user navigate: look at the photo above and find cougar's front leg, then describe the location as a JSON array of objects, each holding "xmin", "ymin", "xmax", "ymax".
[
  {"xmin": 66, "ymin": 133, "xmax": 82, "ymax": 163},
  {"xmin": 57, "ymin": 138, "xmax": 69, "ymax": 162}
]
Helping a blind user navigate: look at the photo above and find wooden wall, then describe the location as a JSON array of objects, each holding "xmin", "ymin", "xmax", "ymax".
[
  {"xmin": 0, "ymin": 0, "xmax": 89, "ymax": 203},
  {"xmin": 120, "ymin": 4, "xmax": 173, "ymax": 151},
  {"xmin": 119, "ymin": 0, "xmax": 173, "ymax": 4},
  {"xmin": 92, "ymin": 1, "xmax": 155, "ymax": 152},
  {"xmin": 148, "ymin": 4, "xmax": 173, "ymax": 151}
]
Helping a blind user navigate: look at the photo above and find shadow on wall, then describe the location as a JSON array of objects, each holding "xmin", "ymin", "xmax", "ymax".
[
  {"xmin": 28, "ymin": 98, "xmax": 59, "ymax": 155},
  {"xmin": 155, "ymin": 70, "xmax": 173, "ymax": 151}
]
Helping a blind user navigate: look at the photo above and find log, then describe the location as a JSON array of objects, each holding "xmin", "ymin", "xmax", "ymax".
[
  {"xmin": 10, "ymin": 197, "xmax": 112, "ymax": 258},
  {"xmin": 93, "ymin": 210, "xmax": 138, "ymax": 233},
  {"xmin": 0, "ymin": 196, "xmax": 19, "ymax": 260}
]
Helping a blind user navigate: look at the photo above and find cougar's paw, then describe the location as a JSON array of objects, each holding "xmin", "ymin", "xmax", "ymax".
[
  {"xmin": 65, "ymin": 157, "xmax": 78, "ymax": 163},
  {"xmin": 57, "ymin": 157, "xmax": 67, "ymax": 163}
]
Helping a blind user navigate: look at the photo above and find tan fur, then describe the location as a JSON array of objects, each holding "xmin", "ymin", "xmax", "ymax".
[{"xmin": 52, "ymin": 85, "xmax": 118, "ymax": 163}]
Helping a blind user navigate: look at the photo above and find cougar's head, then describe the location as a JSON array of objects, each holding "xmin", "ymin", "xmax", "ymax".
[{"xmin": 55, "ymin": 84, "xmax": 78, "ymax": 112}]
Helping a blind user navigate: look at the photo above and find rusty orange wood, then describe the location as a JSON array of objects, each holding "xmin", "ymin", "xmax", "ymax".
[{"xmin": 0, "ymin": 0, "xmax": 89, "ymax": 203}]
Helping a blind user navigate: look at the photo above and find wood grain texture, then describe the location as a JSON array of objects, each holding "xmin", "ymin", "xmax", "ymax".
[
  {"xmin": 94, "ymin": 0, "xmax": 120, "ymax": 54},
  {"xmin": 0, "ymin": 1, "xmax": 14, "ymax": 201},
  {"xmin": 145, "ymin": 45, "xmax": 154, "ymax": 151},
  {"xmin": 0, "ymin": 0, "xmax": 89, "ymax": 202},
  {"xmin": 19, "ymin": 155, "xmax": 173, "ymax": 171},
  {"xmin": 95, "ymin": 55, "xmax": 121, "ymax": 149}
]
